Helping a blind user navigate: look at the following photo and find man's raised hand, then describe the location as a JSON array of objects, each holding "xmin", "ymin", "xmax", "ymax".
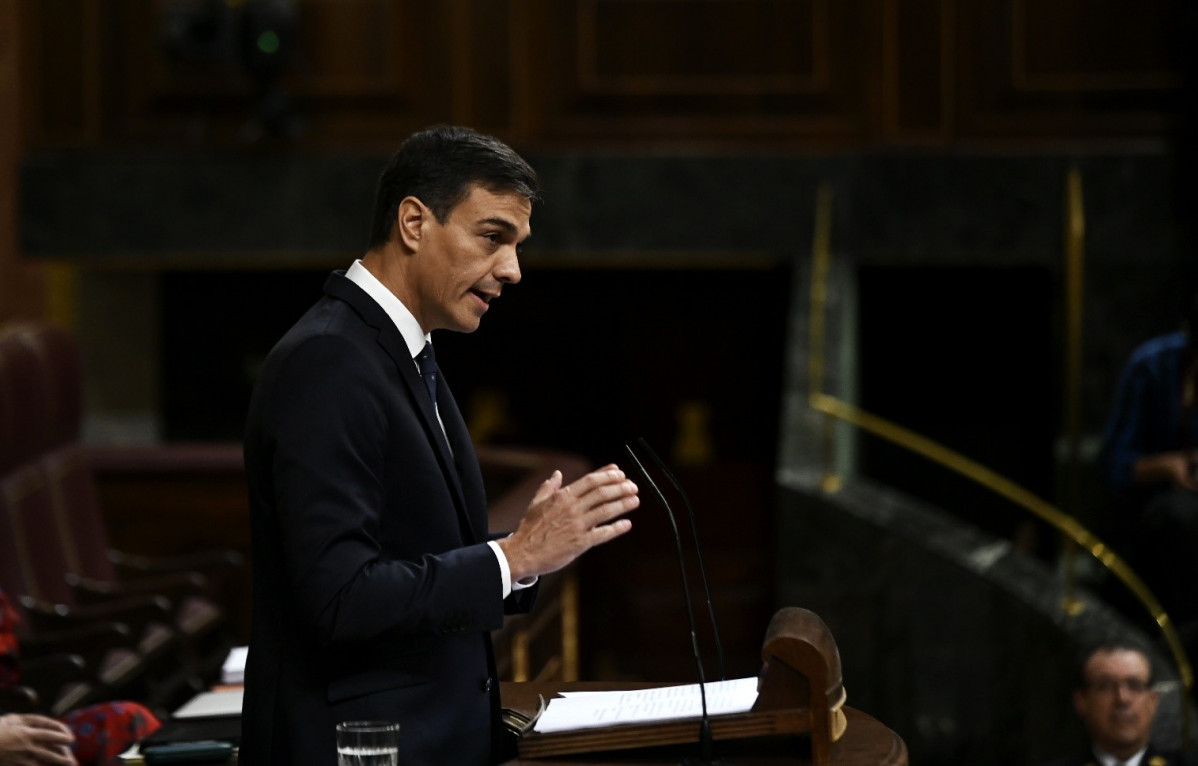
[{"xmin": 498, "ymin": 464, "xmax": 639, "ymax": 581}]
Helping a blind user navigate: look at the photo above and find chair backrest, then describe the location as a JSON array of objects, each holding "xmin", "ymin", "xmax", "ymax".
[
  {"xmin": 0, "ymin": 326, "xmax": 55, "ymax": 471},
  {"xmin": 0, "ymin": 462, "xmax": 78, "ymax": 607},
  {"xmin": 0, "ymin": 335, "xmax": 15, "ymax": 475},
  {"xmin": 10, "ymin": 323, "xmax": 83, "ymax": 450},
  {"xmin": 0, "ymin": 485, "xmax": 35, "ymax": 617},
  {"xmin": 42, "ymin": 444, "xmax": 117, "ymax": 583},
  {"xmin": 0, "ymin": 322, "xmax": 111, "ymax": 598}
]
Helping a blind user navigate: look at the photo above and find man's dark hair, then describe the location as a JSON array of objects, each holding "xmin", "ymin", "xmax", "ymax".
[
  {"xmin": 367, "ymin": 125, "xmax": 540, "ymax": 249},
  {"xmin": 1072, "ymin": 639, "xmax": 1156, "ymax": 691}
]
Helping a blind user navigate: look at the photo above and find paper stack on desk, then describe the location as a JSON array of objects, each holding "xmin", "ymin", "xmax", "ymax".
[
  {"xmin": 171, "ymin": 688, "xmax": 244, "ymax": 719},
  {"xmin": 532, "ymin": 677, "xmax": 759, "ymax": 734},
  {"xmin": 221, "ymin": 645, "xmax": 248, "ymax": 685}
]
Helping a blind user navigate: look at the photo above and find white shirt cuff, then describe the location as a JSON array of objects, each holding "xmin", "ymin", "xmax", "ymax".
[{"xmin": 487, "ymin": 539, "xmax": 538, "ymax": 600}]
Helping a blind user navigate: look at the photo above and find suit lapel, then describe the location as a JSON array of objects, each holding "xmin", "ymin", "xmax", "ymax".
[
  {"xmin": 323, "ymin": 272, "xmax": 481, "ymax": 544},
  {"xmin": 435, "ymin": 372, "xmax": 488, "ymax": 538}
]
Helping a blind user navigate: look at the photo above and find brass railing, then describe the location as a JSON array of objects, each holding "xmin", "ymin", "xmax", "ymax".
[{"xmin": 805, "ymin": 176, "xmax": 1195, "ymax": 708}]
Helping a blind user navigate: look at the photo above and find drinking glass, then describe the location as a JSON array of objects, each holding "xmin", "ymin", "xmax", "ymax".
[{"xmin": 335, "ymin": 720, "xmax": 400, "ymax": 766}]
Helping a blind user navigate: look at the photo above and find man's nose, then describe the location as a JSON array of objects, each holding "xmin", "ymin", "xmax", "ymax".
[{"xmin": 496, "ymin": 246, "xmax": 522, "ymax": 285}]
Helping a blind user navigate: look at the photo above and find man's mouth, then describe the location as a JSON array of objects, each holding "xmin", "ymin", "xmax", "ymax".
[{"xmin": 469, "ymin": 288, "xmax": 497, "ymax": 306}]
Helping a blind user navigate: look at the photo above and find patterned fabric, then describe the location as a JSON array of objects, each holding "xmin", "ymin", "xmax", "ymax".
[
  {"xmin": 0, "ymin": 588, "xmax": 23, "ymax": 687},
  {"xmin": 0, "ymin": 588, "xmax": 162, "ymax": 765},
  {"xmin": 63, "ymin": 701, "xmax": 161, "ymax": 766}
]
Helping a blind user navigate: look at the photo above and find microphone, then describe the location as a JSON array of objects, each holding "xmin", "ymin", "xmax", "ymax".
[
  {"xmin": 635, "ymin": 437, "xmax": 726, "ymax": 684},
  {"xmin": 624, "ymin": 442, "xmax": 724, "ymax": 765}
]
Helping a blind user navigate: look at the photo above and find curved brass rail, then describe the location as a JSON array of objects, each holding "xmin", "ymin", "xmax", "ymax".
[
  {"xmin": 804, "ymin": 180, "xmax": 1195, "ymax": 705},
  {"xmin": 808, "ymin": 391, "xmax": 1193, "ymax": 696}
]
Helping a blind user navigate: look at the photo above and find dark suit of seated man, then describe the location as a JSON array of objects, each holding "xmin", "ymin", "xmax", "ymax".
[
  {"xmin": 1044, "ymin": 641, "xmax": 1193, "ymax": 766},
  {"xmin": 240, "ymin": 125, "xmax": 641, "ymax": 765}
]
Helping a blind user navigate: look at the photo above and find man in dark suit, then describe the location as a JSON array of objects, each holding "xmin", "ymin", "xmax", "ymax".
[
  {"xmin": 1045, "ymin": 641, "xmax": 1190, "ymax": 766},
  {"xmin": 240, "ymin": 125, "xmax": 640, "ymax": 765}
]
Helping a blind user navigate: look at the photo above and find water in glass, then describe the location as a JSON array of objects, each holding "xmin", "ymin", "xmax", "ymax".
[{"xmin": 337, "ymin": 746, "xmax": 398, "ymax": 766}]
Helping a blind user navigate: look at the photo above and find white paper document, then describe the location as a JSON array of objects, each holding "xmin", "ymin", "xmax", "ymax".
[
  {"xmin": 221, "ymin": 645, "xmax": 248, "ymax": 684},
  {"xmin": 532, "ymin": 677, "xmax": 759, "ymax": 734},
  {"xmin": 171, "ymin": 688, "xmax": 244, "ymax": 719}
]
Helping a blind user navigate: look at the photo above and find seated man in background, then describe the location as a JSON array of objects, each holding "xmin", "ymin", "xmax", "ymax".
[
  {"xmin": 1100, "ymin": 296, "xmax": 1198, "ymax": 637},
  {"xmin": 1045, "ymin": 641, "xmax": 1188, "ymax": 766}
]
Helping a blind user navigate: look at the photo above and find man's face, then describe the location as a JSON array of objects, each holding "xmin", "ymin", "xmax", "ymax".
[
  {"xmin": 1072, "ymin": 649, "xmax": 1158, "ymax": 758},
  {"xmin": 408, "ymin": 184, "xmax": 531, "ymax": 333}
]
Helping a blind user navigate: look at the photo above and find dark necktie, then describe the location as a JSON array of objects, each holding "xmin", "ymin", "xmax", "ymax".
[{"xmin": 416, "ymin": 342, "xmax": 439, "ymax": 409}]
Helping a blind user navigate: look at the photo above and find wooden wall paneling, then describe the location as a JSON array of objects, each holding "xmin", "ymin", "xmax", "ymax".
[
  {"xmin": 449, "ymin": 0, "xmax": 476, "ymax": 128},
  {"xmin": 517, "ymin": 0, "xmax": 876, "ymax": 144},
  {"xmin": 116, "ymin": 0, "xmax": 270, "ymax": 142},
  {"xmin": 452, "ymin": 0, "xmax": 516, "ymax": 133},
  {"xmin": 956, "ymin": 0, "xmax": 1183, "ymax": 139},
  {"xmin": 110, "ymin": 0, "xmax": 470, "ymax": 146},
  {"xmin": 508, "ymin": 0, "xmax": 544, "ymax": 142},
  {"xmin": 293, "ymin": 0, "xmax": 450, "ymax": 141},
  {"xmin": 19, "ymin": 0, "xmax": 103, "ymax": 147},
  {"xmin": 882, "ymin": 0, "xmax": 954, "ymax": 142},
  {"xmin": 2, "ymin": 0, "xmax": 45, "ymax": 322}
]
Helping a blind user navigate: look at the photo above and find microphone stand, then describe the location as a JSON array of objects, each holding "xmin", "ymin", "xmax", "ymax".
[
  {"xmin": 636, "ymin": 437, "xmax": 726, "ymax": 683},
  {"xmin": 624, "ymin": 444, "xmax": 723, "ymax": 765}
]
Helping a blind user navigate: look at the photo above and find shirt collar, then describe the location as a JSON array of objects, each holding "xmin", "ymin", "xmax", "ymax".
[
  {"xmin": 345, "ymin": 259, "xmax": 430, "ymax": 359},
  {"xmin": 1093, "ymin": 744, "xmax": 1149, "ymax": 766}
]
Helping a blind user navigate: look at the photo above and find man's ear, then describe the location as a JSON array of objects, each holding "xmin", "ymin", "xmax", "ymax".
[
  {"xmin": 1071, "ymin": 688, "xmax": 1086, "ymax": 718},
  {"xmin": 396, "ymin": 196, "xmax": 428, "ymax": 252}
]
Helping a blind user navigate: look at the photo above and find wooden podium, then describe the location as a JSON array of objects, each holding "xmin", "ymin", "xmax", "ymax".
[{"xmin": 502, "ymin": 608, "xmax": 906, "ymax": 765}]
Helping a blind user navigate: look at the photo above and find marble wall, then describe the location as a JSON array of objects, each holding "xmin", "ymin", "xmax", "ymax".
[
  {"xmin": 774, "ymin": 473, "xmax": 1191, "ymax": 764},
  {"xmin": 22, "ymin": 149, "xmax": 1191, "ymax": 442}
]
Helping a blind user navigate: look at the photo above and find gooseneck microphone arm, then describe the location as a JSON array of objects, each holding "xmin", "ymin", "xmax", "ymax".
[
  {"xmin": 635, "ymin": 437, "xmax": 726, "ymax": 683},
  {"xmin": 623, "ymin": 444, "xmax": 716, "ymax": 764}
]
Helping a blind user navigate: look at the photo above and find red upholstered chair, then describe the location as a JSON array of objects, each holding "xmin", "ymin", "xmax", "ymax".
[
  {"xmin": 0, "ymin": 460, "xmax": 177, "ymax": 659},
  {"xmin": 0, "ymin": 321, "xmax": 53, "ymax": 471},
  {"xmin": 0, "ymin": 473, "xmax": 155, "ymax": 715},
  {"xmin": 0, "ymin": 323, "xmax": 238, "ymax": 684},
  {"xmin": 0, "ymin": 323, "xmax": 244, "ymax": 713}
]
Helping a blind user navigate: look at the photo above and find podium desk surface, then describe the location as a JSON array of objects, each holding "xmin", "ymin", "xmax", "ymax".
[{"xmin": 500, "ymin": 682, "xmax": 907, "ymax": 766}]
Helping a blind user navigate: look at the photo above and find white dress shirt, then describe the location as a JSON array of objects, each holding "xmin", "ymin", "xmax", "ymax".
[{"xmin": 1093, "ymin": 745, "xmax": 1149, "ymax": 766}]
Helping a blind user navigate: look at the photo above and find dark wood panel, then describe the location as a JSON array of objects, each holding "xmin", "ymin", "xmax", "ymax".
[
  {"xmin": 19, "ymin": 0, "xmax": 101, "ymax": 146},
  {"xmin": 581, "ymin": 0, "xmax": 820, "ymax": 93},
  {"xmin": 83, "ymin": 0, "xmax": 464, "ymax": 145},
  {"xmin": 956, "ymin": 0, "xmax": 1184, "ymax": 138},
  {"xmin": 14, "ymin": 0, "xmax": 1192, "ymax": 149},
  {"xmin": 516, "ymin": 0, "xmax": 876, "ymax": 143},
  {"xmin": 884, "ymin": 0, "xmax": 951, "ymax": 139},
  {"xmin": 1017, "ymin": 0, "xmax": 1178, "ymax": 89},
  {"xmin": 298, "ymin": 1, "xmax": 406, "ymax": 96},
  {"xmin": 447, "ymin": 0, "xmax": 515, "ymax": 131},
  {"xmin": 2, "ymin": 0, "xmax": 47, "ymax": 323}
]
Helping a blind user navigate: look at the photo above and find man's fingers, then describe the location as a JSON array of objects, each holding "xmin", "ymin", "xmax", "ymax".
[
  {"xmin": 592, "ymin": 518, "xmax": 633, "ymax": 544},
  {"xmin": 30, "ymin": 743, "xmax": 74, "ymax": 766},
  {"xmin": 564, "ymin": 466, "xmax": 629, "ymax": 498},
  {"xmin": 573, "ymin": 479, "xmax": 639, "ymax": 512},
  {"xmin": 532, "ymin": 470, "xmax": 563, "ymax": 505},
  {"xmin": 21, "ymin": 715, "xmax": 72, "ymax": 738},
  {"xmin": 567, "ymin": 474, "xmax": 638, "ymax": 508},
  {"xmin": 584, "ymin": 489, "xmax": 640, "ymax": 522}
]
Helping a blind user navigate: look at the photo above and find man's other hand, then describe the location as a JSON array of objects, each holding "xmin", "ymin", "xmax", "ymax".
[
  {"xmin": 498, "ymin": 465, "xmax": 639, "ymax": 581},
  {"xmin": 0, "ymin": 714, "xmax": 75, "ymax": 766},
  {"xmin": 1134, "ymin": 451, "xmax": 1198, "ymax": 491}
]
